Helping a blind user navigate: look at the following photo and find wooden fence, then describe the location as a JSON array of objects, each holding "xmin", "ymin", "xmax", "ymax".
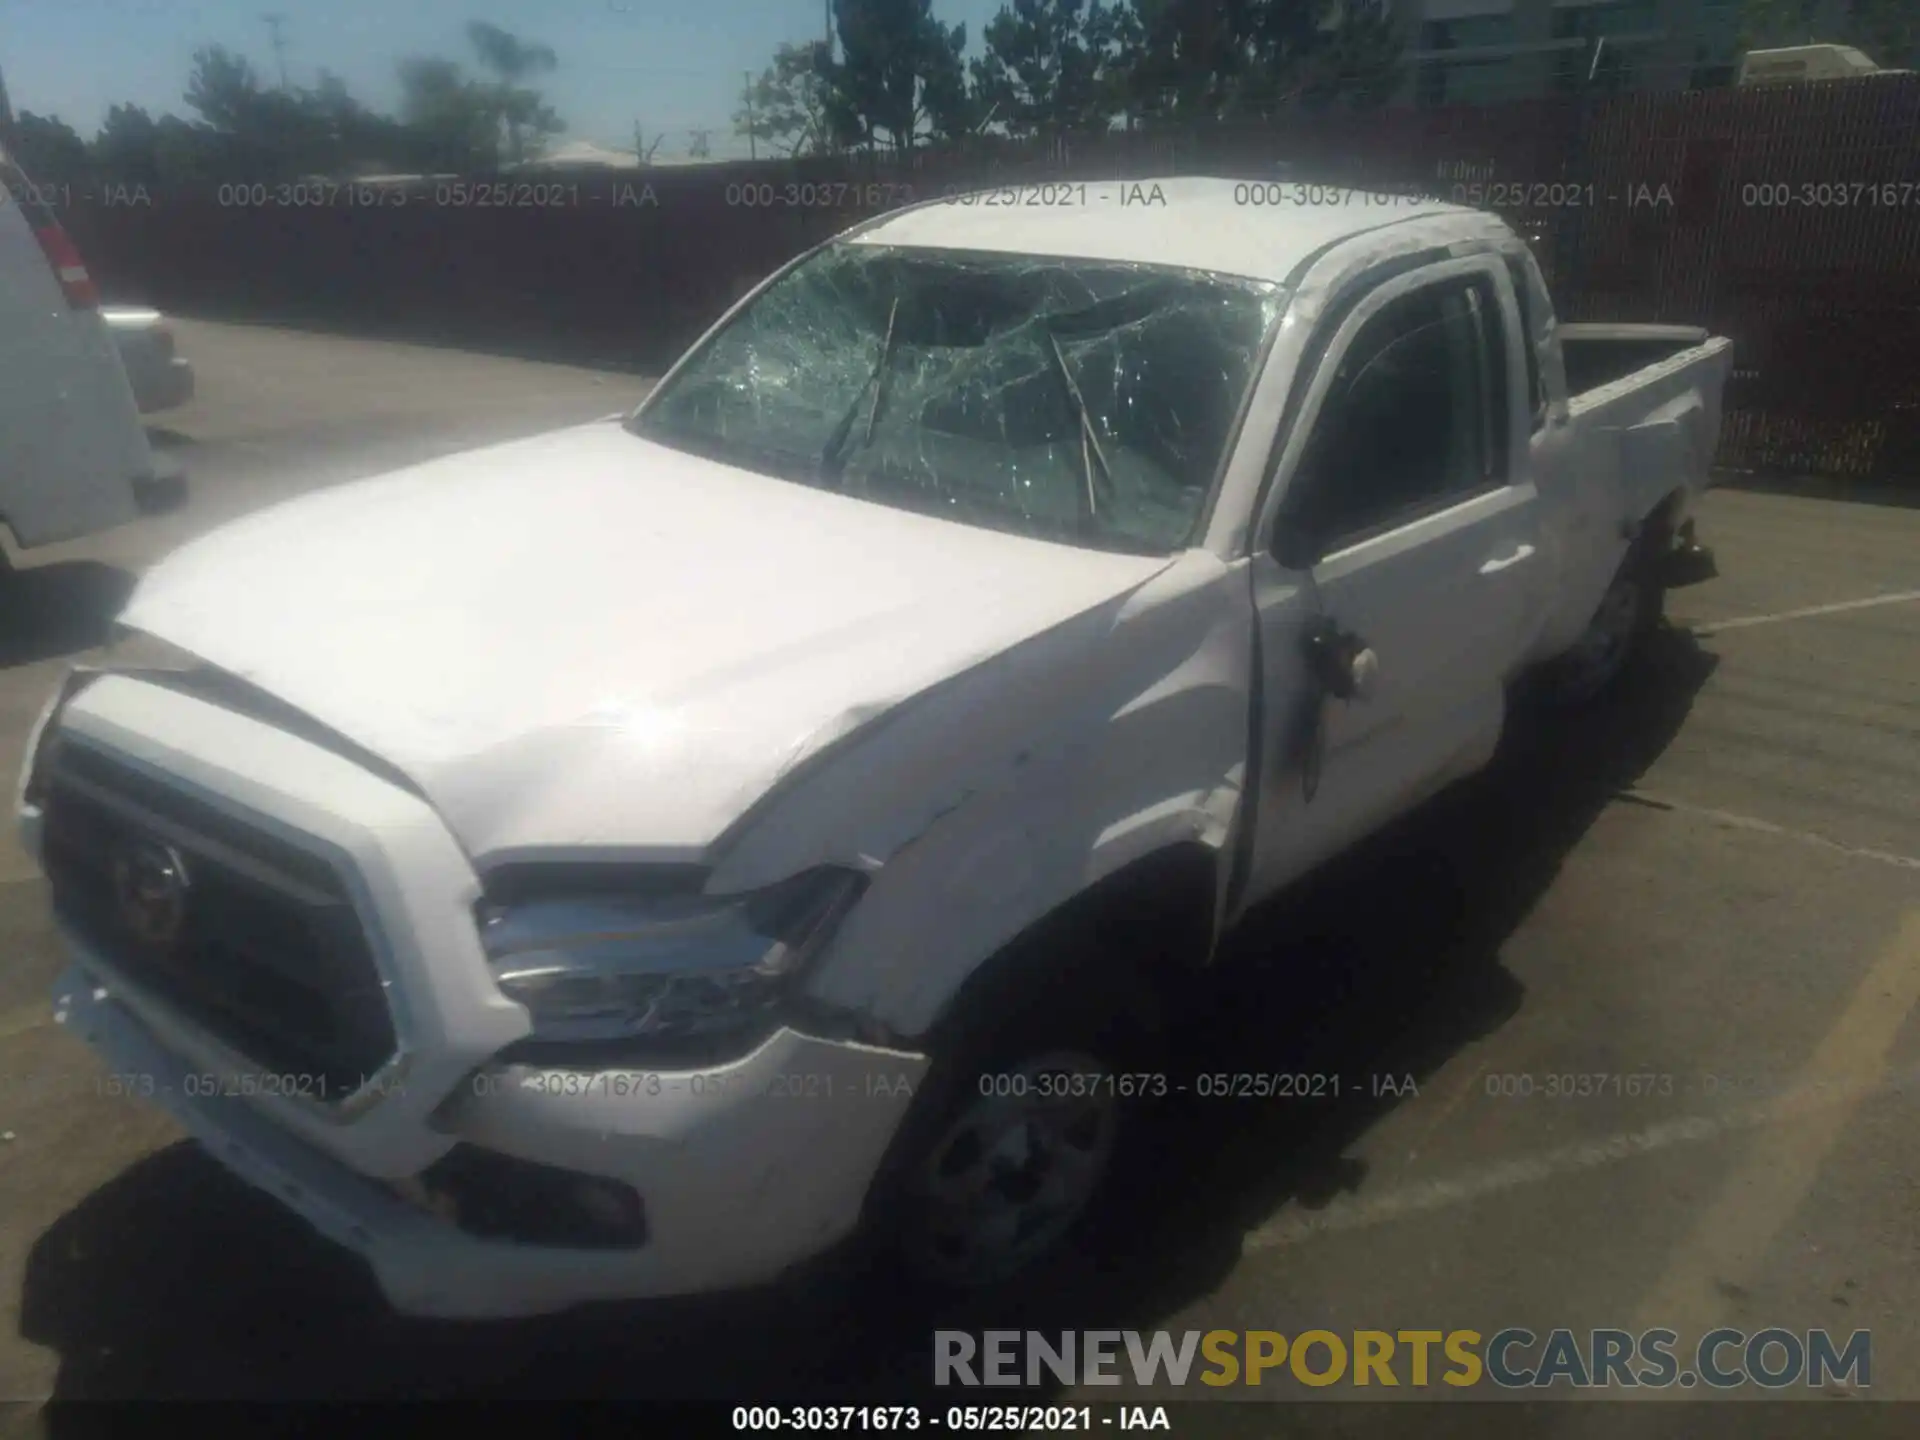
[{"xmin": 1558, "ymin": 74, "xmax": 1920, "ymax": 482}]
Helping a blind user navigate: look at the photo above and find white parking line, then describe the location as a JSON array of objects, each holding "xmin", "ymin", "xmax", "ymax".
[
  {"xmin": 1691, "ymin": 589, "xmax": 1920, "ymax": 636},
  {"xmin": 1617, "ymin": 790, "xmax": 1920, "ymax": 872},
  {"xmin": 1242, "ymin": 1061, "xmax": 1917, "ymax": 1255}
]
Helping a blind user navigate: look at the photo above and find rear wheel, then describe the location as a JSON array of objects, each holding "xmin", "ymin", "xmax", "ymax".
[{"xmin": 1539, "ymin": 539, "xmax": 1664, "ymax": 706}]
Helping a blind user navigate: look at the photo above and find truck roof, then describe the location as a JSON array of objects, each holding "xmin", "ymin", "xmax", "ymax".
[{"xmin": 852, "ymin": 176, "xmax": 1486, "ymax": 284}]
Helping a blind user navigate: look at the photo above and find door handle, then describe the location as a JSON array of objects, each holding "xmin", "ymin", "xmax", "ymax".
[{"xmin": 1479, "ymin": 543, "xmax": 1536, "ymax": 575}]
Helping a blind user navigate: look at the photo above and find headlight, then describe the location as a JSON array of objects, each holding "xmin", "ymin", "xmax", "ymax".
[{"xmin": 479, "ymin": 867, "xmax": 865, "ymax": 1045}]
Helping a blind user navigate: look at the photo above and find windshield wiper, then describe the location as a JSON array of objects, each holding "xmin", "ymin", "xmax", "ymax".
[
  {"xmin": 820, "ymin": 296, "xmax": 900, "ymax": 482},
  {"xmin": 1043, "ymin": 329, "xmax": 1117, "ymax": 530}
]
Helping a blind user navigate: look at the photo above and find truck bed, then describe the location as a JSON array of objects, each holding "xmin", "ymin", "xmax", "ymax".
[
  {"xmin": 1532, "ymin": 328, "xmax": 1734, "ymax": 666},
  {"xmin": 1559, "ymin": 323, "xmax": 1712, "ymax": 398}
]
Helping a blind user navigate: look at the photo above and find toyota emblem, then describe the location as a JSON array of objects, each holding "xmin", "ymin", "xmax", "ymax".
[{"xmin": 110, "ymin": 837, "xmax": 191, "ymax": 947}]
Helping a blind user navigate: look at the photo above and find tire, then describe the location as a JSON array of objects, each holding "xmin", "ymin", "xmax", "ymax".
[
  {"xmin": 856, "ymin": 936, "xmax": 1166, "ymax": 1295},
  {"xmin": 1537, "ymin": 536, "xmax": 1665, "ymax": 706}
]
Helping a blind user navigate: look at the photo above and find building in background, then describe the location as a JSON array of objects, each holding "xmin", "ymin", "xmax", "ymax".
[{"xmin": 1386, "ymin": 0, "xmax": 1746, "ymax": 106}]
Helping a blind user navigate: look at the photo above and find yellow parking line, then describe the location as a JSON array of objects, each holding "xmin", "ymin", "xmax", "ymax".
[
  {"xmin": 1631, "ymin": 908, "xmax": 1920, "ymax": 1343},
  {"xmin": 0, "ymin": 1003, "xmax": 49, "ymax": 1042}
]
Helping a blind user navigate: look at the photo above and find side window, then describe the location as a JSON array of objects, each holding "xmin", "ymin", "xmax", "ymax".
[
  {"xmin": 1503, "ymin": 255, "xmax": 1547, "ymax": 430},
  {"xmin": 1285, "ymin": 275, "xmax": 1507, "ymax": 550}
]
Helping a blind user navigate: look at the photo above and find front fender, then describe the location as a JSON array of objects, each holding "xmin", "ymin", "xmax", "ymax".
[{"xmin": 712, "ymin": 551, "xmax": 1255, "ymax": 1039}]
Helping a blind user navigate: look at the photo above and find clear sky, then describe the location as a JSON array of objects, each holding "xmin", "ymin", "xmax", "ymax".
[{"xmin": 0, "ymin": 0, "xmax": 1007, "ymax": 162}]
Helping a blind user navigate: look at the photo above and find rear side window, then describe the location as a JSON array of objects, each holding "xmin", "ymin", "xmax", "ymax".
[
  {"xmin": 1503, "ymin": 255, "xmax": 1547, "ymax": 429},
  {"xmin": 1285, "ymin": 274, "xmax": 1510, "ymax": 550}
]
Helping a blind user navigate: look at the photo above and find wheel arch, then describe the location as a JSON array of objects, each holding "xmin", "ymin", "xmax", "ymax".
[
  {"xmin": 1629, "ymin": 486, "xmax": 1686, "ymax": 552},
  {"xmin": 916, "ymin": 840, "xmax": 1222, "ymax": 1053}
]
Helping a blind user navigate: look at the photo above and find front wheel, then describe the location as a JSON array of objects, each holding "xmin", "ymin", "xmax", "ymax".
[
  {"xmin": 859, "ymin": 954, "xmax": 1163, "ymax": 1294},
  {"xmin": 897, "ymin": 1048, "xmax": 1122, "ymax": 1288}
]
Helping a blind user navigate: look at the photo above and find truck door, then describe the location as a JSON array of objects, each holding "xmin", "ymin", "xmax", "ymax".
[{"xmin": 1240, "ymin": 256, "xmax": 1543, "ymax": 900}]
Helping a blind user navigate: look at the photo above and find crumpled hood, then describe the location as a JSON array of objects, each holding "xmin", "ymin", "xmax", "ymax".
[{"xmin": 123, "ymin": 421, "xmax": 1172, "ymax": 861}]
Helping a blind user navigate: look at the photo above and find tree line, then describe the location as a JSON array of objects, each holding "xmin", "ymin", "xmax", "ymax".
[
  {"xmin": 741, "ymin": 0, "xmax": 1920, "ymax": 157},
  {"xmin": 4, "ymin": 1, "xmax": 1405, "ymax": 185},
  {"xmin": 5, "ymin": 0, "xmax": 1915, "ymax": 183},
  {"xmin": 738, "ymin": 0, "xmax": 1406, "ymax": 158},
  {"xmin": 3, "ymin": 21, "xmax": 564, "ymax": 186}
]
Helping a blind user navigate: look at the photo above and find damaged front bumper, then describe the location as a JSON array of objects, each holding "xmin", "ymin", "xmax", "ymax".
[
  {"xmin": 54, "ymin": 963, "xmax": 928, "ymax": 1319},
  {"xmin": 26, "ymin": 673, "xmax": 928, "ymax": 1320}
]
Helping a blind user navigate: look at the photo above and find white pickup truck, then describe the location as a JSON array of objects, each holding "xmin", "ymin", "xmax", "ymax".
[{"xmin": 19, "ymin": 181, "xmax": 1729, "ymax": 1319}]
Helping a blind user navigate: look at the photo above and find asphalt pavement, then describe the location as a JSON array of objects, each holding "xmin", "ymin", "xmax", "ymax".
[{"xmin": 0, "ymin": 320, "xmax": 1915, "ymax": 1426}]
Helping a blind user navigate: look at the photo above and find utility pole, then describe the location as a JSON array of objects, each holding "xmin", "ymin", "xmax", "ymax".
[
  {"xmin": 744, "ymin": 72, "xmax": 757, "ymax": 161},
  {"xmin": 262, "ymin": 13, "xmax": 290, "ymax": 91},
  {"xmin": 0, "ymin": 59, "xmax": 15, "ymax": 149},
  {"xmin": 825, "ymin": 0, "xmax": 834, "ymax": 61}
]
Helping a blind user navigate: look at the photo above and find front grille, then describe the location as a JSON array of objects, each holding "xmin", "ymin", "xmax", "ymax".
[{"xmin": 39, "ymin": 742, "xmax": 398, "ymax": 1099}]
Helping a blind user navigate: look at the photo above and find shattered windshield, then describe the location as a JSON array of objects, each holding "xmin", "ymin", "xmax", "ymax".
[{"xmin": 629, "ymin": 243, "xmax": 1285, "ymax": 555}]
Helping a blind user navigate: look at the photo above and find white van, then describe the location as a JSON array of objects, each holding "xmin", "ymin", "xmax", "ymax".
[
  {"xmin": 0, "ymin": 146, "xmax": 175, "ymax": 552},
  {"xmin": 1737, "ymin": 44, "xmax": 1896, "ymax": 85}
]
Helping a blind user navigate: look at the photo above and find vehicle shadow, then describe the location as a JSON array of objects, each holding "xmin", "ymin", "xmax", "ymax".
[
  {"xmin": 21, "ymin": 627, "xmax": 1717, "ymax": 1408},
  {"xmin": 0, "ymin": 561, "xmax": 135, "ymax": 669}
]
